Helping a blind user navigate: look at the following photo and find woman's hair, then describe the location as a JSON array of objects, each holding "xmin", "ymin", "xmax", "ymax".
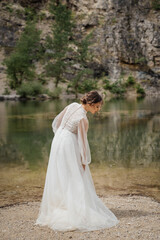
[{"xmin": 80, "ymin": 91, "xmax": 103, "ymax": 105}]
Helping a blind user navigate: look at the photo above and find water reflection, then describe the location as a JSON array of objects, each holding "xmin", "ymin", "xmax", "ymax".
[
  {"xmin": 0, "ymin": 98, "xmax": 160, "ymax": 169},
  {"xmin": 89, "ymin": 114, "xmax": 160, "ymax": 167}
]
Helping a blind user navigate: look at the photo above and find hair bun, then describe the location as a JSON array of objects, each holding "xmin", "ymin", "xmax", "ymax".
[
  {"xmin": 80, "ymin": 91, "xmax": 103, "ymax": 105},
  {"xmin": 82, "ymin": 98, "xmax": 87, "ymax": 104}
]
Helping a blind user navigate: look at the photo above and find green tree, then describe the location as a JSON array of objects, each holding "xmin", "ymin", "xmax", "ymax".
[
  {"xmin": 45, "ymin": 0, "xmax": 74, "ymax": 87},
  {"xmin": 68, "ymin": 69, "xmax": 94, "ymax": 98},
  {"xmin": 4, "ymin": 22, "xmax": 42, "ymax": 89},
  {"xmin": 68, "ymin": 33, "xmax": 95, "ymax": 98}
]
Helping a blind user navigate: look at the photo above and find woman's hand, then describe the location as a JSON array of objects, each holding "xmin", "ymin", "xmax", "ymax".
[
  {"xmin": 82, "ymin": 164, "xmax": 86, "ymax": 171},
  {"xmin": 81, "ymin": 157, "xmax": 85, "ymax": 171}
]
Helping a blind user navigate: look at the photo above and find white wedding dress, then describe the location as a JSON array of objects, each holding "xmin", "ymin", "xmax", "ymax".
[{"xmin": 36, "ymin": 102, "xmax": 119, "ymax": 231}]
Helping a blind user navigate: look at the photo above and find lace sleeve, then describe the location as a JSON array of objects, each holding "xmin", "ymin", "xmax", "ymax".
[
  {"xmin": 52, "ymin": 106, "xmax": 68, "ymax": 134},
  {"xmin": 77, "ymin": 118, "xmax": 91, "ymax": 165}
]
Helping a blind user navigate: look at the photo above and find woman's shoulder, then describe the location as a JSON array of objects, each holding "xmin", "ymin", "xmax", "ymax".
[
  {"xmin": 67, "ymin": 102, "xmax": 81, "ymax": 109},
  {"xmin": 67, "ymin": 102, "xmax": 87, "ymax": 119},
  {"xmin": 69, "ymin": 102, "xmax": 80, "ymax": 106}
]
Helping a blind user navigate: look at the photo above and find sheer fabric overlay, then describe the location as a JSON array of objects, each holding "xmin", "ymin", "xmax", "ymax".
[{"xmin": 36, "ymin": 102, "xmax": 119, "ymax": 231}]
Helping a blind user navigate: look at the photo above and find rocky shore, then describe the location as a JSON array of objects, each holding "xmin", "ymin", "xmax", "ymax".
[
  {"xmin": 0, "ymin": 195, "xmax": 160, "ymax": 240},
  {"xmin": 0, "ymin": 164, "xmax": 160, "ymax": 239}
]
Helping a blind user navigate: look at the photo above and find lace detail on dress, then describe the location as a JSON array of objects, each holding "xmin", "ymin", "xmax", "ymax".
[
  {"xmin": 52, "ymin": 103, "xmax": 88, "ymax": 134},
  {"xmin": 52, "ymin": 102, "xmax": 91, "ymax": 165}
]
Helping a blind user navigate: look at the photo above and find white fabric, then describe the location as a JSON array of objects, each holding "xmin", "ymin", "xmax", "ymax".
[
  {"xmin": 52, "ymin": 102, "xmax": 91, "ymax": 165},
  {"xmin": 36, "ymin": 102, "xmax": 119, "ymax": 231}
]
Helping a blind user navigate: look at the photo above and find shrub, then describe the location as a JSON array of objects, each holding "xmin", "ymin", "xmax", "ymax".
[
  {"xmin": 103, "ymin": 79, "xmax": 126, "ymax": 96},
  {"xmin": 48, "ymin": 87, "xmax": 62, "ymax": 99},
  {"xmin": 125, "ymin": 75, "xmax": 136, "ymax": 87},
  {"xmin": 17, "ymin": 82, "xmax": 43, "ymax": 97},
  {"xmin": 17, "ymin": 83, "xmax": 32, "ymax": 97},
  {"xmin": 37, "ymin": 74, "xmax": 47, "ymax": 85},
  {"xmin": 103, "ymin": 78, "xmax": 112, "ymax": 90},
  {"xmin": 3, "ymin": 87, "xmax": 10, "ymax": 95},
  {"xmin": 110, "ymin": 81, "xmax": 126, "ymax": 96},
  {"xmin": 136, "ymin": 84, "xmax": 146, "ymax": 95},
  {"xmin": 67, "ymin": 67, "xmax": 94, "ymax": 98},
  {"xmin": 38, "ymin": 12, "xmax": 46, "ymax": 21},
  {"xmin": 30, "ymin": 82, "xmax": 43, "ymax": 96},
  {"xmin": 78, "ymin": 79, "xmax": 97, "ymax": 93},
  {"xmin": 24, "ymin": 7, "xmax": 37, "ymax": 21}
]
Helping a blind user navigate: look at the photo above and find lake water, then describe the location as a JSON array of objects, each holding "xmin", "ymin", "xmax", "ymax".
[{"xmin": 0, "ymin": 97, "xmax": 160, "ymax": 205}]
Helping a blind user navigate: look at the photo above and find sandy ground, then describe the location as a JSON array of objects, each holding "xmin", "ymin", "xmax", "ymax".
[
  {"xmin": 0, "ymin": 165, "xmax": 160, "ymax": 239},
  {"xmin": 0, "ymin": 195, "xmax": 160, "ymax": 240}
]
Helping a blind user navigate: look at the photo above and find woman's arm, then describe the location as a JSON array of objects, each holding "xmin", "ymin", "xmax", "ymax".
[
  {"xmin": 77, "ymin": 118, "xmax": 91, "ymax": 169},
  {"xmin": 52, "ymin": 106, "xmax": 68, "ymax": 134}
]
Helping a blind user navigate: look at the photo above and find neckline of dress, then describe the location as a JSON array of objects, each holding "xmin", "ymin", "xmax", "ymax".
[{"xmin": 80, "ymin": 104, "xmax": 87, "ymax": 114}]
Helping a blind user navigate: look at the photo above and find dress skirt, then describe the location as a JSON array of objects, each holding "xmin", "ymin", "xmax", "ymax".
[{"xmin": 36, "ymin": 126, "xmax": 119, "ymax": 231}]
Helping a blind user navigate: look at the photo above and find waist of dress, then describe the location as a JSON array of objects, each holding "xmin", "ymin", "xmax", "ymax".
[{"xmin": 59, "ymin": 126, "xmax": 77, "ymax": 135}]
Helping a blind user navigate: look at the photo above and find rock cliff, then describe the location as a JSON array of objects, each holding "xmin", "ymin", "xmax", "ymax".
[{"xmin": 0, "ymin": 0, "xmax": 160, "ymax": 95}]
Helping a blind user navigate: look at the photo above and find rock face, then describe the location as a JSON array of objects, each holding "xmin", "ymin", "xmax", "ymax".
[
  {"xmin": 70, "ymin": 0, "xmax": 160, "ymax": 94},
  {"xmin": 0, "ymin": 0, "xmax": 160, "ymax": 95}
]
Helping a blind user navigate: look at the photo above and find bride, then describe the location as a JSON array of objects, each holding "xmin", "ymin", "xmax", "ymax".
[{"xmin": 36, "ymin": 91, "xmax": 119, "ymax": 231}]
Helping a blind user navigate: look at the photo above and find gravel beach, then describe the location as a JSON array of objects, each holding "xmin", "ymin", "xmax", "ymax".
[{"xmin": 0, "ymin": 195, "xmax": 160, "ymax": 240}]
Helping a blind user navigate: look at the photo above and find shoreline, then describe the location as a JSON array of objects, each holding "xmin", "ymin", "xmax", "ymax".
[
  {"xmin": 0, "ymin": 165, "xmax": 160, "ymax": 208},
  {"xmin": 0, "ymin": 91, "xmax": 160, "ymax": 102}
]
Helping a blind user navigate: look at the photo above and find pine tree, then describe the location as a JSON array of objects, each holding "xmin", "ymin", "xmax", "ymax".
[
  {"xmin": 67, "ymin": 33, "xmax": 96, "ymax": 98},
  {"xmin": 45, "ymin": 0, "xmax": 74, "ymax": 87},
  {"xmin": 4, "ymin": 21, "xmax": 42, "ymax": 89}
]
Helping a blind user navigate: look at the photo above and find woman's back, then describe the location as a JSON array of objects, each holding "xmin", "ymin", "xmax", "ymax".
[{"xmin": 52, "ymin": 102, "xmax": 88, "ymax": 134}]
